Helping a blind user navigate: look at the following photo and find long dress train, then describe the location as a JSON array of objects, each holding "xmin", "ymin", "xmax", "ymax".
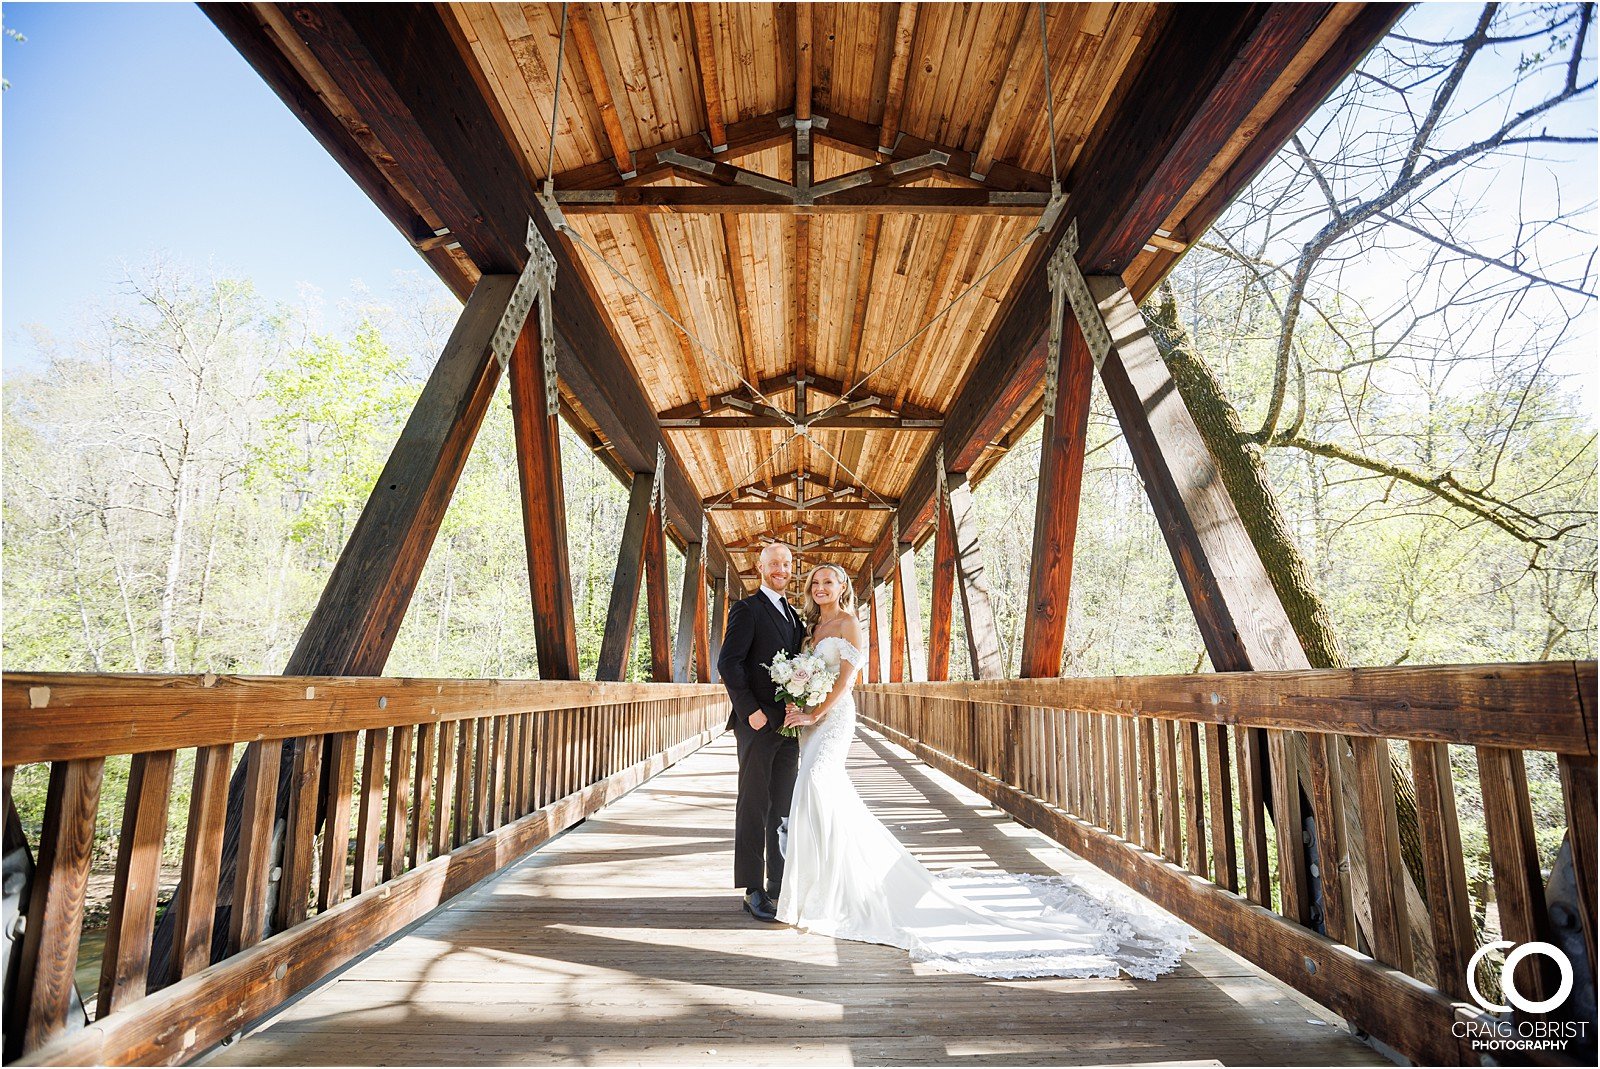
[{"xmin": 775, "ymin": 635, "xmax": 1192, "ymax": 980}]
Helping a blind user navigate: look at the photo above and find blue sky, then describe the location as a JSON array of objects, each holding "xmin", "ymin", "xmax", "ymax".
[{"xmin": 1, "ymin": 1, "xmax": 453, "ymax": 371}]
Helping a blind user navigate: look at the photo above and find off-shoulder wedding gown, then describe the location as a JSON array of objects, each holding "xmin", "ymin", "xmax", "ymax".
[{"xmin": 775, "ymin": 635, "xmax": 1192, "ymax": 979}]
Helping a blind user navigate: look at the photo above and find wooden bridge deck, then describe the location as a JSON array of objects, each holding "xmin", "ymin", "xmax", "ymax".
[{"xmin": 206, "ymin": 730, "xmax": 1390, "ymax": 1067}]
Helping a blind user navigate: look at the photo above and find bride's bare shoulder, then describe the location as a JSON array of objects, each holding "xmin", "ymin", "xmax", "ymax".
[{"xmin": 838, "ymin": 615, "xmax": 864, "ymax": 647}]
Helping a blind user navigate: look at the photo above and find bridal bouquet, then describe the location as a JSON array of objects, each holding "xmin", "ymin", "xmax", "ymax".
[{"xmin": 766, "ymin": 649, "xmax": 838, "ymax": 738}]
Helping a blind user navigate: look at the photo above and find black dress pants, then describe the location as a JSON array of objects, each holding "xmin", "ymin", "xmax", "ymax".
[{"xmin": 732, "ymin": 712, "xmax": 799, "ymax": 891}]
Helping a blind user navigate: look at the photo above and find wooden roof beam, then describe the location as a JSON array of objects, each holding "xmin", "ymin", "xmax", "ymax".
[
  {"xmin": 878, "ymin": 2, "xmax": 919, "ymax": 156},
  {"xmin": 708, "ymin": 500, "xmax": 897, "ymax": 513},
  {"xmin": 550, "ymin": 111, "xmax": 789, "ymax": 190},
  {"xmin": 553, "ymin": 186, "xmax": 1051, "ymax": 214},
  {"xmin": 662, "ymin": 414, "xmax": 940, "ymax": 431},
  {"xmin": 817, "ymin": 110, "xmax": 1052, "ymax": 193},
  {"xmin": 569, "ymin": 4, "xmax": 635, "ymax": 178},
  {"xmin": 688, "ymin": 2, "xmax": 728, "ymax": 152}
]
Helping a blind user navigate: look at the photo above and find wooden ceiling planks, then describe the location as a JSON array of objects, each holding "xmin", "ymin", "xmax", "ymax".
[{"xmin": 218, "ymin": 2, "xmax": 1394, "ymax": 584}]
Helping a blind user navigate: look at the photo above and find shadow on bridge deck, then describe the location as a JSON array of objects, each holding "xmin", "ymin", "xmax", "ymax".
[{"xmin": 204, "ymin": 731, "xmax": 1389, "ymax": 1067}]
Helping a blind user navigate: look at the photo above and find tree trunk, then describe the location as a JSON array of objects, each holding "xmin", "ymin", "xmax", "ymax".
[{"xmin": 1150, "ymin": 285, "xmax": 1434, "ymax": 971}]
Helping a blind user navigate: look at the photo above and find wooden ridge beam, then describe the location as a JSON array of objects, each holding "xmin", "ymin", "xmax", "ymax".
[
  {"xmin": 219, "ymin": 3, "xmax": 738, "ymax": 581},
  {"xmin": 867, "ymin": 2, "xmax": 1381, "ymax": 579}
]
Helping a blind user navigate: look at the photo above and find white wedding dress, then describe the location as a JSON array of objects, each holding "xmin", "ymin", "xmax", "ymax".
[{"xmin": 775, "ymin": 635, "xmax": 1192, "ymax": 980}]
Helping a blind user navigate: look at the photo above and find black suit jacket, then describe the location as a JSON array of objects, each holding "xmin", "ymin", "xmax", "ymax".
[{"xmin": 718, "ymin": 590, "xmax": 806, "ymax": 729}]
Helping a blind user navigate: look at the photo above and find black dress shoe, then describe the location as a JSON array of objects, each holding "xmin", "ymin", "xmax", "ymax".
[{"xmin": 742, "ymin": 889, "xmax": 779, "ymax": 923}]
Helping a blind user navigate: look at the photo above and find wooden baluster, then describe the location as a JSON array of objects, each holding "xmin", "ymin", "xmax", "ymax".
[
  {"xmin": 383, "ymin": 725, "xmax": 414, "ymax": 882},
  {"xmin": 351, "ymin": 729, "xmax": 387, "ymax": 895},
  {"xmin": 1107, "ymin": 716, "xmax": 1120, "ymax": 832},
  {"xmin": 411, "ymin": 722, "xmax": 436, "ymax": 867},
  {"xmin": 1159, "ymin": 720, "xmax": 1181, "ymax": 864},
  {"xmin": 230, "ymin": 739, "xmax": 282, "ymax": 953},
  {"xmin": 511, "ymin": 713, "xmax": 528, "ymax": 818},
  {"xmin": 1121, "ymin": 718, "xmax": 1139, "ymax": 842},
  {"xmin": 97, "ymin": 750, "xmax": 174, "ymax": 1016},
  {"xmin": 276, "ymin": 735, "xmax": 322, "ymax": 931},
  {"xmin": 1351, "ymin": 736, "xmax": 1410, "ymax": 971},
  {"xmin": 173, "ymin": 743, "xmax": 230, "ymax": 979},
  {"xmin": 454, "ymin": 719, "xmax": 475, "ymax": 842},
  {"xmin": 1268, "ymin": 730, "xmax": 1311, "ymax": 924},
  {"xmin": 490, "ymin": 716, "xmax": 508, "ymax": 831},
  {"xmin": 1478, "ymin": 746, "xmax": 1553, "ymax": 1000},
  {"xmin": 319, "ymin": 732, "xmax": 359, "ymax": 910},
  {"xmin": 434, "ymin": 722, "xmax": 459, "ymax": 857},
  {"xmin": 1410, "ymin": 740, "xmax": 1475, "ymax": 998},
  {"xmin": 1303, "ymin": 734, "xmax": 1348, "ymax": 942},
  {"xmin": 1138, "ymin": 719, "xmax": 1160, "ymax": 851},
  {"xmin": 1235, "ymin": 726, "xmax": 1271, "ymax": 906},
  {"xmin": 1558, "ymin": 753, "xmax": 1596, "ymax": 975},
  {"xmin": 1205, "ymin": 725, "xmax": 1238, "ymax": 893},
  {"xmin": 16, "ymin": 757, "xmax": 103, "ymax": 1051},
  {"xmin": 470, "ymin": 718, "xmax": 492, "ymax": 837},
  {"xmin": 1179, "ymin": 722, "xmax": 1207, "ymax": 877}
]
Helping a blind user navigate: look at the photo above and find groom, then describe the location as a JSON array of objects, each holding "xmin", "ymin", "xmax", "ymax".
[{"xmin": 717, "ymin": 541, "xmax": 804, "ymax": 922}]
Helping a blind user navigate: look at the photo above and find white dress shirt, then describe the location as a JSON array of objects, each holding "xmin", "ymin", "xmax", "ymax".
[{"xmin": 760, "ymin": 584, "xmax": 792, "ymax": 625}]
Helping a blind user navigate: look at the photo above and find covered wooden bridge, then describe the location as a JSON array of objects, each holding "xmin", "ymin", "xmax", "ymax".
[{"xmin": 3, "ymin": 3, "xmax": 1595, "ymax": 1066}]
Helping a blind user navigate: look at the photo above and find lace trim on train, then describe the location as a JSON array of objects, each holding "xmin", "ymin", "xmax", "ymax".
[{"xmin": 911, "ymin": 867, "xmax": 1195, "ymax": 981}]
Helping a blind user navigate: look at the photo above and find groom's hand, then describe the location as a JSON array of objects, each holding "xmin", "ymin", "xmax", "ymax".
[{"xmin": 748, "ymin": 709, "xmax": 768, "ymax": 731}]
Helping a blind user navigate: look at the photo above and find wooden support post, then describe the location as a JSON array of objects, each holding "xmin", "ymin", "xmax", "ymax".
[
  {"xmin": 1019, "ymin": 314, "xmax": 1094, "ymax": 678},
  {"xmin": 643, "ymin": 502, "xmax": 673, "ymax": 682},
  {"xmin": 946, "ymin": 474, "xmax": 1005, "ymax": 679},
  {"xmin": 709, "ymin": 577, "xmax": 728, "ymax": 683},
  {"xmin": 510, "ymin": 313, "xmax": 580, "ymax": 681},
  {"xmin": 888, "ymin": 544, "xmax": 908, "ymax": 684},
  {"xmin": 927, "ymin": 486, "xmax": 956, "ymax": 681},
  {"xmin": 870, "ymin": 582, "xmax": 890, "ymax": 683},
  {"xmin": 598, "ymin": 472, "xmax": 655, "ymax": 680},
  {"xmin": 693, "ymin": 548, "xmax": 711, "ymax": 684},
  {"xmin": 674, "ymin": 541, "xmax": 704, "ymax": 682},
  {"xmin": 894, "ymin": 538, "xmax": 926, "ymax": 682}
]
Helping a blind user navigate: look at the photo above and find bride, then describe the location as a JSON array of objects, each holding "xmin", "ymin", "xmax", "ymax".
[{"xmin": 776, "ymin": 562, "xmax": 1191, "ymax": 980}]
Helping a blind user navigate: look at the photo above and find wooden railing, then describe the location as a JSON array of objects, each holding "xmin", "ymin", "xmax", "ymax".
[
  {"xmin": 1, "ymin": 673, "xmax": 728, "ymax": 1066},
  {"xmin": 859, "ymin": 661, "xmax": 1597, "ymax": 1067}
]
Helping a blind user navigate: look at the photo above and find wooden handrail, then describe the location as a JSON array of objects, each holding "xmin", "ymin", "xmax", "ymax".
[
  {"xmin": 3, "ymin": 674, "xmax": 730, "ymax": 1066},
  {"xmin": 862, "ymin": 660, "xmax": 1596, "ymax": 754},
  {"xmin": 1, "ymin": 673, "xmax": 724, "ymax": 765},
  {"xmin": 857, "ymin": 658, "xmax": 1598, "ymax": 1068}
]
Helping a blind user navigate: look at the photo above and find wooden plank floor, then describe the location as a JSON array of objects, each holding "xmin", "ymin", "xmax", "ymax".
[{"xmin": 206, "ymin": 730, "xmax": 1390, "ymax": 1067}]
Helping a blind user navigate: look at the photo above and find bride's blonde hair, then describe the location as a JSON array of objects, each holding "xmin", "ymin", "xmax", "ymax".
[{"xmin": 801, "ymin": 563, "xmax": 856, "ymax": 625}]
